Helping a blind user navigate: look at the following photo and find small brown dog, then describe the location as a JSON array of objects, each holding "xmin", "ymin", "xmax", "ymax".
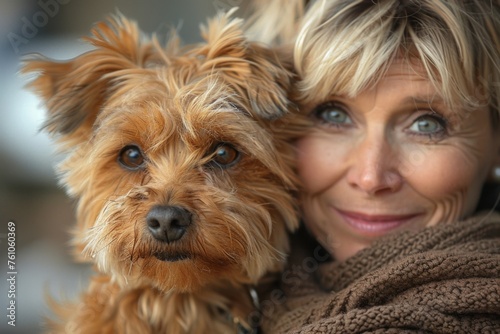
[{"xmin": 23, "ymin": 10, "xmax": 305, "ymax": 334}]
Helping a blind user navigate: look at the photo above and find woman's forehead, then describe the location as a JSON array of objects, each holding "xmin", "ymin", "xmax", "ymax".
[{"xmin": 382, "ymin": 57, "xmax": 430, "ymax": 81}]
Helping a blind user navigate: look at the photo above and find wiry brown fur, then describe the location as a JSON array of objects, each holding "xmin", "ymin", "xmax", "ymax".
[{"xmin": 23, "ymin": 10, "xmax": 307, "ymax": 334}]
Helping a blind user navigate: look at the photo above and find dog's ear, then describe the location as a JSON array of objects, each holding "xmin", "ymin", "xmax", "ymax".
[
  {"xmin": 21, "ymin": 15, "xmax": 155, "ymax": 142},
  {"xmin": 196, "ymin": 11, "xmax": 294, "ymax": 119}
]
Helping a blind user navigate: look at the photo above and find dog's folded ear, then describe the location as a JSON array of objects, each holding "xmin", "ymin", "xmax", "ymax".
[
  {"xmin": 196, "ymin": 10, "xmax": 294, "ymax": 120},
  {"xmin": 21, "ymin": 15, "xmax": 155, "ymax": 141}
]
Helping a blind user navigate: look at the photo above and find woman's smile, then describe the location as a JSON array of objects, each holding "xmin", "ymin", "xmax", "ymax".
[{"xmin": 333, "ymin": 208, "xmax": 424, "ymax": 236}]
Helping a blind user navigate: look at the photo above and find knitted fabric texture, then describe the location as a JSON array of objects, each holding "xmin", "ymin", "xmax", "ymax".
[{"xmin": 261, "ymin": 212, "xmax": 500, "ymax": 333}]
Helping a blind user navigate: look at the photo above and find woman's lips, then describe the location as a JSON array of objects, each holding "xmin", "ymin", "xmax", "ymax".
[{"xmin": 335, "ymin": 209, "xmax": 422, "ymax": 235}]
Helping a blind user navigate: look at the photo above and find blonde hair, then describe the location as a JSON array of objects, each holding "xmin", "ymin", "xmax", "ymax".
[
  {"xmin": 293, "ymin": 0, "xmax": 500, "ymax": 124},
  {"xmin": 244, "ymin": 0, "xmax": 306, "ymax": 45}
]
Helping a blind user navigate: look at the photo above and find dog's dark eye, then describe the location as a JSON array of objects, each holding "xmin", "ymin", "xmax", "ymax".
[
  {"xmin": 210, "ymin": 143, "xmax": 240, "ymax": 168},
  {"xmin": 118, "ymin": 145, "xmax": 146, "ymax": 171}
]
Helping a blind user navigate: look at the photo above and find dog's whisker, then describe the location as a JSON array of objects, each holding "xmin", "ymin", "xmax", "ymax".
[
  {"xmin": 127, "ymin": 258, "xmax": 135, "ymax": 277},
  {"xmin": 95, "ymin": 236, "xmax": 119, "ymax": 256},
  {"xmin": 129, "ymin": 215, "xmax": 142, "ymax": 264}
]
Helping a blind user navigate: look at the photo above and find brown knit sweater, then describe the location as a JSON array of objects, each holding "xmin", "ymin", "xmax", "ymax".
[{"xmin": 260, "ymin": 213, "xmax": 500, "ymax": 333}]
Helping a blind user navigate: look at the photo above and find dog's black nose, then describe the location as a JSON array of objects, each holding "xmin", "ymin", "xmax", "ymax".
[{"xmin": 146, "ymin": 205, "xmax": 192, "ymax": 243}]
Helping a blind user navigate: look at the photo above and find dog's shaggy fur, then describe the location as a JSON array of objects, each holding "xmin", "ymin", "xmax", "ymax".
[{"xmin": 23, "ymin": 11, "xmax": 307, "ymax": 334}]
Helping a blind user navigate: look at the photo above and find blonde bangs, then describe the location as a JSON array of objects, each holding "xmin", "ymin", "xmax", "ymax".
[
  {"xmin": 294, "ymin": 0, "xmax": 399, "ymax": 104},
  {"xmin": 294, "ymin": 0, "xmax": 500, "ymax": 118}
]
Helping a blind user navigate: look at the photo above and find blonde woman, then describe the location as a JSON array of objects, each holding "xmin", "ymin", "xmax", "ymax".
[{"xmin": 247, "ymin": 0, "xmax": 500, "ymax": 332}]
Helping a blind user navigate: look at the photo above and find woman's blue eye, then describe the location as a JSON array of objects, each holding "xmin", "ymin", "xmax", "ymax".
[
  {"xmin": 409, "ymin": 114, "xmax": 446, "ymax": 135},
  {"xmin": 312, "ymin": 103, "xmax": 352, "ymax": 126}
]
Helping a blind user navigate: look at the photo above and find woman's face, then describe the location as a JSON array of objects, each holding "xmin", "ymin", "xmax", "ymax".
[{"xmin": 297, "ymin": 59, "xmax": 499, "ymax": 262}]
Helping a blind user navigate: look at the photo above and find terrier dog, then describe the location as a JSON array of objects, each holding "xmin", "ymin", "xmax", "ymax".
[{"xmin": 23, "ymin": 10, "xmax": 305, "ymax": 334}]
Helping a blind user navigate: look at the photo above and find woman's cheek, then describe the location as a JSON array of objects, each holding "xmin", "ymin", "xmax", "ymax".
[
  {"xmin": 402, "ymin": 143, "xmax": 489, "ymax": 224},
  {"xmin": 296, "ymin": 133, "xmax": 348, "ymax": 193}
]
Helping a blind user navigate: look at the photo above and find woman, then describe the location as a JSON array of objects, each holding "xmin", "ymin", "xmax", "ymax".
[{"xmin": 247, "ymin": 0, "xmax": 500, "ymax": 332}]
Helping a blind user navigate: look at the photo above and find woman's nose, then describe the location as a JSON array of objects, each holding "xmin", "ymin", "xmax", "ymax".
[{"xmin": 346, "ymin": 131, "xmax": 403, "ymax": 195}]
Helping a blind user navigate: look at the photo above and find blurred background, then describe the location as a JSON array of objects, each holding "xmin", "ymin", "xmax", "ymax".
[{"xmin": 0, "ymin": 0, "xmax": 251, "ymax": 332}]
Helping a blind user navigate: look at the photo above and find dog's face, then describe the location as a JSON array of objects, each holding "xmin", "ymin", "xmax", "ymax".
[{"xmin": 23, "ymin": 14, "xmax": 304, "ymax": 292}]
